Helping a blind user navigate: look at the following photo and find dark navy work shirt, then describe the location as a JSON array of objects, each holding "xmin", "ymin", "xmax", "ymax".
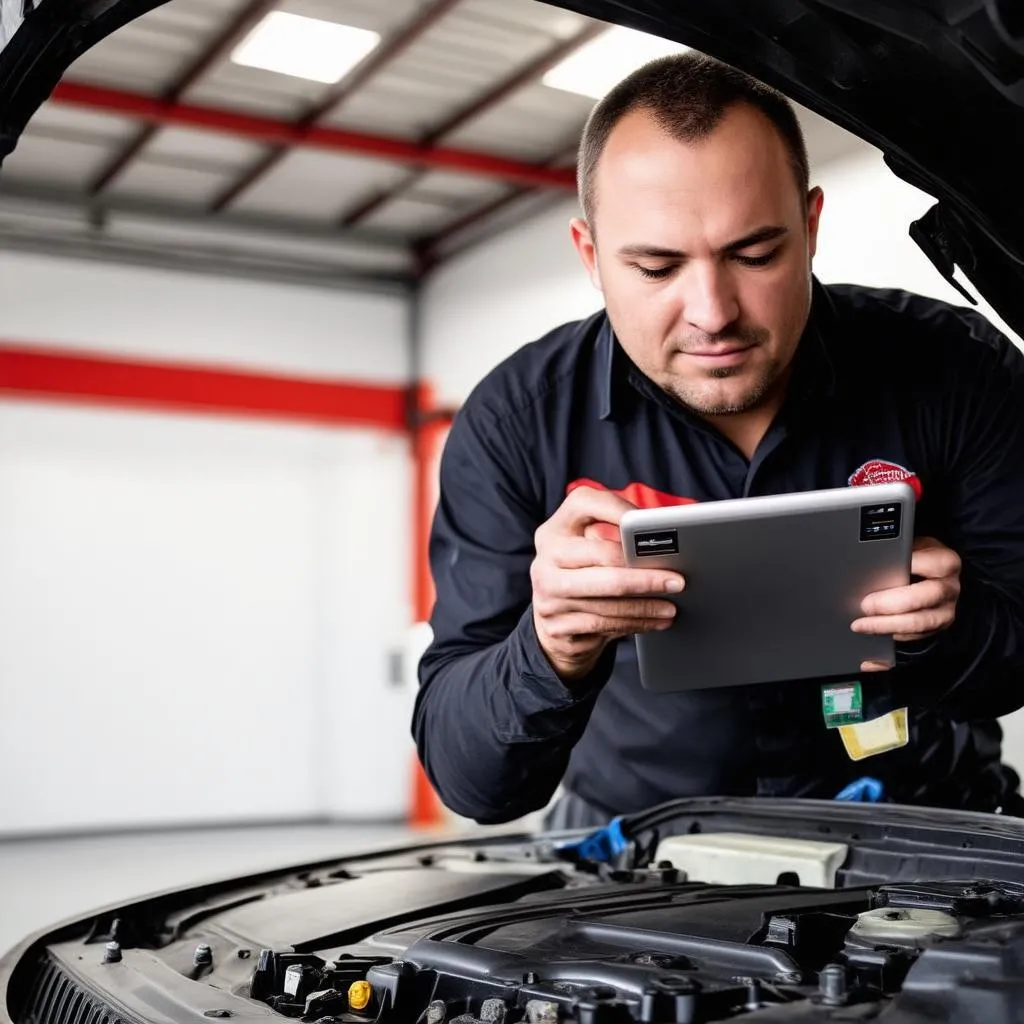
[{"xmin": 413, "ymin": 280, "xmax": 1024, "ymax": 824}]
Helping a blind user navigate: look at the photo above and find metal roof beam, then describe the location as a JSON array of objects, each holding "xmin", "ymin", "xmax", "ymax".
[
  {"xmin": 88, "ymin": 0, "xmax": 280, "ymax": 195},
  {"xmin": 0, "ymin": 179, "xmax": 412, "ymax": 254},
  {"xmin": 341, "ymin": 21, "xmax": 603, "ymax": 228},
  {"xmin": 415, "ymin": 139, "xmax": 581, "ymax": 269},
  {"xmin": 49, "ymin": 81, "xmax": 579, "ymax": 191},
  {"xmin": 210, "ymin": 0, "xmax": 464, "ymax": 212}
]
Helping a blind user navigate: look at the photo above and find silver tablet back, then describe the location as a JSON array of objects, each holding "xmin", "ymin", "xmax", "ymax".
[{"xmin": 619, "ymin": 483, "xmax": 916, "ymax": 692}]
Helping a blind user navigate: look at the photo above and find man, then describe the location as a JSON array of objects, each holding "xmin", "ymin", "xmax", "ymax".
[{"xmin": 413, "ymin": 52, "xmax": 1024, "ymax": 827}]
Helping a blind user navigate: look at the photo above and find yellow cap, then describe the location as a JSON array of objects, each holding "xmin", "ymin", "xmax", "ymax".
[{"xmin": 348, "ymin": 981, "xmax": 373, "ymax": 1011}]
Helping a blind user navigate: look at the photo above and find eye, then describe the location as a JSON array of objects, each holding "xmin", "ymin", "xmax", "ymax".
[
  {"xmin": 734, "ymin": 247, "xmax": 782, "ymax": 267},
  {"xmin": 632, "ymin": 264, "xmax": 676, "ymax": 280}
]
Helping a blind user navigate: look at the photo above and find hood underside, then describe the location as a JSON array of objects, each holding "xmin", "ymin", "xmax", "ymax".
[
  {"xmin": 544, "ymin": 0, "xmax": 1024, "ymax": 340},
  {"xmin": 5, "ymin": 1, "xmax": 1021, "ymax": 334}
]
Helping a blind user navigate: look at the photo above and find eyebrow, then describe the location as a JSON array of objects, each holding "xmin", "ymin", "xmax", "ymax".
[{"xmin": 617, "ymin": 225, "xmax": 789, "ymax": 260}]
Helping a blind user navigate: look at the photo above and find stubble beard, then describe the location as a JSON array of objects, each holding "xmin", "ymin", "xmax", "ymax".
[
  {"xmin": 664, "ymin": 364, "xmax": 781, "ymax": 416},
  {"xmin": 663, "ymin": 325, "xmax": 782, "ymax": 416}
]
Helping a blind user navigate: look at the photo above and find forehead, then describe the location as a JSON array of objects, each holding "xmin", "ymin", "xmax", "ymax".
[{"xmin": 591, "ymin": 104, "xmax": 800, "ymax": 233}]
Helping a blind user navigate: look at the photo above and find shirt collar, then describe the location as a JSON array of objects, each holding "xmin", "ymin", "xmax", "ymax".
[
  {"xmin": 596, "ymin": 275, "xmax": 838, "ymax": 421},
  {"xmin": 595, "ymin": 314, "xmax": 618, "ymax": 421}
]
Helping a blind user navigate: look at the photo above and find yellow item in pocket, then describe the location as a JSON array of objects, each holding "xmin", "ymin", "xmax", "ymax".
[{"xmin": 839, "ymin": 708, "xmax": 909, "ymax": 761}]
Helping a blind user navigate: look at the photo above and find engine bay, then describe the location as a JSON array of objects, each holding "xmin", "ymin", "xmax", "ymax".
[
  {"xmin": 230, "ymin": 872, "xmax": 1024, "ymax": 1023},
  {"xmin": 13, "ymin": 810, "xmax": 1024, "ymax": 1024}
]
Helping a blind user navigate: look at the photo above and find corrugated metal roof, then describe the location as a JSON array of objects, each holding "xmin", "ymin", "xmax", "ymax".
[
  {"xmin": 229, "ymin": 150, "xmax": 413, "ymax": 221},
  {"xmin": 361, "ymin": 195, "xmax": 467, "ymax": 236},
  {"xmin": 69, "ymin": 0, "xmax": 255, "ymax": 96},
  {"xmin": 3, "ymin": 134, "xmax": 122, "ymax": 187},
  {"xmin": 445, "ymin": 80, "xmax": 592, "ymax": 161},
  {"xmin": 0, "ymin": 0, "xmax": 863, "ymax": 286},
  {"xmin": 111, "ymin": 160, "xmax": 240, "ymax": 206}
]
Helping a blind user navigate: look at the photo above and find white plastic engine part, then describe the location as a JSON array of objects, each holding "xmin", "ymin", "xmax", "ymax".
[
  {"xmin": 850, "ymin": 907, "xmax": 962, "ymax": 941},
  {"xmin": 652, "ymin": 832, "xmax": 850, "ymax": 888}
]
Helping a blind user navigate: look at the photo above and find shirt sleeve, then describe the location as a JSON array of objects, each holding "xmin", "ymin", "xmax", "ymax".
[
  {"xmin": 411, "ymin": 400, "xmax": 615, "ymax": 824},
  {"xmin": 901, "ymin": 308, "xmax": 1024, "ymax": 720}
]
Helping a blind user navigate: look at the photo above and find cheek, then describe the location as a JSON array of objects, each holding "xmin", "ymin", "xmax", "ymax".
[
  {"xmin": 744, "ymin": 264, "xmax": 808, "ymax": 331},
  {"xmin": 604, "ymin": 268, "xmax": 666, "ymax": 324}
]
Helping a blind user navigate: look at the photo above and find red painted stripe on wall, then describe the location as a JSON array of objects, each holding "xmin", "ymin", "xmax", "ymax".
[{"xmin": 0, "ymin": 343, "xmax": 408, "ymax": 433}]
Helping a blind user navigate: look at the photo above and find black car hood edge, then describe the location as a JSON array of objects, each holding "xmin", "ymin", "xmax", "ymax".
[
  {"xmin": 0, "ymin": 0, "xmax": 166, "ymax": 166},
  {"xmin": 545, "ymin": 0, "xmax": 1024, "ymax": 338},
  {"xmin": 2, "ymin": 1, "xmax": 1024, "ymax": 337}
]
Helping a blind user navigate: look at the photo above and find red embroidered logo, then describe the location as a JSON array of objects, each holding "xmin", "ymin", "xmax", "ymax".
[
  {"xmin": 848, "ymin": 459, "xmax": 923, "ymax": 500},
  {"xmin": 567, "ymin": 478, "xmax": 698, "ymax": 509}
]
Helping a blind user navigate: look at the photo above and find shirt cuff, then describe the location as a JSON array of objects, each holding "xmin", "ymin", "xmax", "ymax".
[{"xmin": 509, "ymin": 604, "xmax": 617, "ymax": 711}]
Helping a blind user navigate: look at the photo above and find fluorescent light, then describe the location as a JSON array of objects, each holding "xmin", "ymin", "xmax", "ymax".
[
  {"xmin": 542, "ymin": 26, "xmax": 688, "ymax": 100},
  {"xmin": 231, "ymin": 11, "xmax": 380, "ymax": 85}
]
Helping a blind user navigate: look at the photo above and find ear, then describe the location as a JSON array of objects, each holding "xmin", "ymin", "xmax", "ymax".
[
  {"xmin": 806, "ymin": 187, "xmax": 824, "ymax": 259},
  {"xmin": 570, "ymin": 217, "xmax": 603, "ymax": 292}
]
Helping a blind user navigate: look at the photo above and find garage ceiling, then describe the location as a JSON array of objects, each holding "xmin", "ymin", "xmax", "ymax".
[{"xmin": 0, "ymin": 0, "xmax": 862, "ymax": 292}]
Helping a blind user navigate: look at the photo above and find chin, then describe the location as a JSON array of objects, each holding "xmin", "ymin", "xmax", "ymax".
[{"xmin": 669, "ymin": 376, "xmax": 761, "ymax": 415}]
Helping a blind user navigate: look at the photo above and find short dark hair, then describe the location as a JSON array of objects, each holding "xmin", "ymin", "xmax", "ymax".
[{"xmin": 577, "ymin": 51, "xmax": 809, "ymax": 225}]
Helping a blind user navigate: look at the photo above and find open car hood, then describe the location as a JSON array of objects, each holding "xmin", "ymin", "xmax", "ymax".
[
  {"xmin": 545, "ymin": 1, "xmax": 1024, "ymax": 341},
  {"xmin": 7, "ymin": 1, "xmax": 1020, "ymax": 334}
]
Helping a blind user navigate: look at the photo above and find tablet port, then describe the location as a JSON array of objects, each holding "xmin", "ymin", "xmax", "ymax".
[{"xmin": 860, "ymin": 503, "xmax": 902, "ymax": 541}]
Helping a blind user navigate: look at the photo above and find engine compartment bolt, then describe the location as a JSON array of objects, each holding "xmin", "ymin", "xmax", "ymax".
[
  {"xmin": 194, "ymin": 944, "xmax": 213, "ymax": 967},
  {"xmin": 819, "ymin": 964, "xmax": 848, "ymax": 1006},
  {"xmin": 102, "ymin": 942, "xmax": 122, "ymax": 964},
  {"xmin": 744, "ymin": 980, "xmax": 762, "ymax": 1010}
]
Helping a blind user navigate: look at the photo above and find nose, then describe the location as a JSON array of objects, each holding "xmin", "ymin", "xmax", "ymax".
[{"xmin": 679, "ymin": 262, "xmax": 740, "ymax": 336}]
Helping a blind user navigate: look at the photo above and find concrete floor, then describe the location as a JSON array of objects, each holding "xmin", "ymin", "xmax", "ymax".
[{"xmin": 0, "ymin": 822, "xmax": 425, "ymax": 959}]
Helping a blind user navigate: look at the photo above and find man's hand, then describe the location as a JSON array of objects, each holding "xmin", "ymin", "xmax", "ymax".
[
  {"xmin": 531, "ymin": 486, "xmax": 685, "ymax": 683},
  {"xmin": 853, "ymin": 536, "xmax": 962, "ymax": 672}
]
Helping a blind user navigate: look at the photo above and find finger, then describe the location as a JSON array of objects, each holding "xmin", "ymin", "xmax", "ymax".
[
  {"xmin": 851, "ymin": 608, "xmax": 953, "ymax": 637},
  {"xmin": 545, "ymin": 613, "xmax": 675, "ymax": 641},
  {"xmin": 537, "ymin": 594, "xmax": 679, "ymax": 621},
  {"xmin": 539, "ymin": 565, "xmax": 685, "ymax": 600},
  {"xmin": 574, "ymin": 597, "xmax": 679, "ymax": 620},
  {"xmin": 552, "ymin": 536, "xmax": 626, "ymax": 569},
  {"xmin": 860, "ymin": 578, "xmax": 958, "ymax": 617},
  {"xmin": 861, "ymin": 659, "xmax": 893, "ymax": 673},
  {"xmin": 583, "ymin": 521, "xmax": 621, "ymax": 544},
  {"xmin": 553, "ymin": 485, "xmax": 638, "ymax": 532},
  {"xmin": 910, "ymin": 541, "xmax": 961, "ymax": 580}
]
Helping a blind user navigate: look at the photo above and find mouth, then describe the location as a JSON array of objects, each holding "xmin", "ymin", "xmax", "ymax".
[{"xmin": 681, "ymin": 344, "xmax": 754, "ymax": 368}]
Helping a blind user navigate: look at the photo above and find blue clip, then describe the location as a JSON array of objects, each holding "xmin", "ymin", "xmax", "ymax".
[
  {"xmin": 556, "ymin": 815, "xmax": 629, "ymax": 863},
  {"xmin": 835, "ymin": 777, "xmax": 884, "ymax": 802}
]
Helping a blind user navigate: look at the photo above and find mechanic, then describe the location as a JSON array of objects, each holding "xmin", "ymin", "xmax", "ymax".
[{"xmin": 412, "ymin": 52, "xmax": 1024, "ymax": 827}]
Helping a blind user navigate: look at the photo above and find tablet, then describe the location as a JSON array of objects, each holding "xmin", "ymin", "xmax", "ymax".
[{"xmin": 619, "ymin": 482, "xmax": 916, "ymax": 692}]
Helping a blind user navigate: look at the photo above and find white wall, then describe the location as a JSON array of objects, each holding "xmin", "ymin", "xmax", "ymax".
[
  {"xmin": 0, "ymin": 252, "xmax": 408, "ymax": 378},
  {"xmin": 421, "ymin": 197, "xmax": 599, "ymax": 409},
  {"xmin": 420, "ymin": 137, "xmax": 1024, "ymax": 782},
  {"xmin": 0, "ymin": 253, "xmax": 416, "ymax": 834}
]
